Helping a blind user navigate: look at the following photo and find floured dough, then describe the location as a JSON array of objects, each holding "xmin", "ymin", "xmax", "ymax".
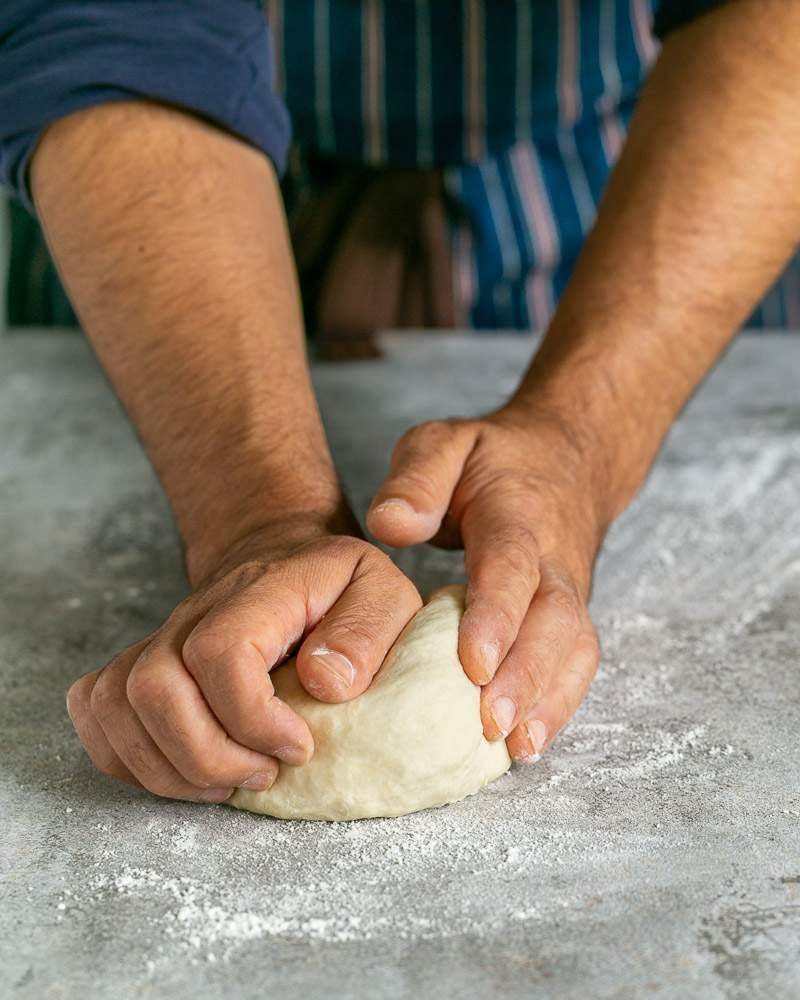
[{"xmin": 230, "ymin": 584, "xmax": 511, "ymax": 821}]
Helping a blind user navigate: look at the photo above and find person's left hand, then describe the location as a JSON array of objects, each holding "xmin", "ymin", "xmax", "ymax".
[{"xmin": 366, "ymin": 407, "xmax": 604, "ymax": 761}]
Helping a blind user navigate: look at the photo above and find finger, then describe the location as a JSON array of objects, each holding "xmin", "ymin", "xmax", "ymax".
[
  {"xmin": 183, "ymin": 584, "xmax": 314, "ymax": 765},
  {"xmin": 296, "ymin": 548, "xmax": 422, "ymax": 703},
  {"xmin": 126, "ymin": 638, "xmax": 280, "ymax": 792},
  {"xmin": 479, "ymin": 563, "xmax": 583, "ymax": 741},
  {"xmin": 182, "ymin": 539, "xmax": 393, "ymax": 749},
  {"xmin": 367, "ymin": 420, "xmax": 476, "ymax": 547},
  {"xmin": 458, "ymin": 496, "xmax": 542, "ymax": 685},
  {"xmin": 89, "ymin": 661, "xmax": 237, "ymax": 802},
  {"xmin": 505, "ymin": 632, "xmax": 600, "ymax": 762},
  {"xmin": 67, "ymin": 669, "xmax": 142, "ymax": 789}
]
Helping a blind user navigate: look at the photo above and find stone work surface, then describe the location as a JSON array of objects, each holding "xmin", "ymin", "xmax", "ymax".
[{"xmin": 1, "ymin": 332, "xmax": 798, "ymax": 999}]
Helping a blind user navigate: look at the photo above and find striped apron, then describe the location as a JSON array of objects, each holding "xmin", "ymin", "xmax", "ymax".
[{"xmin": 266, "ymin": 0, "xmax": 800, "ymax": 351}]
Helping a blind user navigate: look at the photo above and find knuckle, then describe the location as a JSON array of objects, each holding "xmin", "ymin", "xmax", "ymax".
[
  {"xmin": 330, "ymin": 617, "xmax": 378, "ymax": 649},
  {"xmin": 394, "ymin": 419, "xmax": 466, "ymax": 464},
  {"xmin": 84, "ymin": 738, "xmax": 123, "ymax": 779},
  {"xmin": 521, "ymin": 664, "xmax": 548, "ymax": 705},
  {"xmin": 72, "ymin": 723, "xmax": 114, "ymax": 774},
  {"xmin": 574, "ymin": 631, "xmax": 601, "ymax": 675},
  {"xmin": 160, "ymin": 591, "xmax": 207, "ymax": 633},
  {"xmin": 488, "ymin": 530, "xmax": 540, "ymax": 579},
  {"xmin": 66, "ymin": 676, "xmax": 90, "ymax": 719},
  {"xmin": 420, "ymin": 418, "xmax": 452, "ymax": 434},
  {"xmin": 538, "ymin": 626, "xmax": 566, "ymax": 664},
  {"xmin": 356, "ymin": 547, "xmax": 421, "ymax": 602},
  {"xmin": 488, "ymin": 600, "xmax": 521, "ymax": 640},
  {"xmin": 320, "ymin": 535, "xmax": 370, "ymax": 566},
  {"xmin": 189, "ymin": 561, "xmax": 267, "ymax": 609},
  {"xmin": 180, "ymin": 752, "xmax": 223, "ymax": 789},
  {"xmin": 126, "ymin": 664, "xmax": 166, "ymax": 712},
  {"xmin": 500, "ymin": 653, "xmax": 547, "ymax": 709},
  {"xmin": 464, "ymin": 595, "xmax": 519, "ymax": 644},
  {"xmin": 231, "ymin": 712, "xmax": 271, "ymax": 749},
  {"xmin": 220, "ymin": 558, "xmax": 268, "ymax": 591},
  {"xmin": 232, "ymin": 706, "xmax": 284, "ymax": 755},
  {"xmin": 191, "ymin": 557, "xmax": 268, "ymax": 604},
  {"xmin": 513, "ymin": 644, "xmax": 556, "ymax": 705},
  {"xmin": 400, "ymin": 575, "xmax": 424, "ymax": 610},
  {"xmin": 93, "ymin": 754, "xmax": 121, "ymax": 780},
  {"xmin": 123, "ymin": 737, "xmax": 160, "ymax": 783},
  {"xmin": 583, "ymin": 626, "xmax": 601, "ymax": 657},
  {"xmin": 171, "ymin": 730, "xmax": 229, "ymax": 788},
  {"xmin": 182, "ymin": 626, "xmax": 235, "ymax": 675},
  {"xmin": 555, "ymin": 689, "xmax": 577, "ymax": 726},
  {"xmin": 88, "ymin": 672, "xmax": 116, "ymax": 723},
  {"xmin": 396, "ymin": 420, "xmax": 444, "ymax": 451},
  {"xmin": 395, "ymin": 423, "xmax": 421, "ymax": 449},
  {"xmin": 545, "ymin": 585, "xmax": 582, "ymax": 633},
  {"xmin": 395, "ymin": 470, "xmax": 441, "ymax": 508},
  {"xmin": 355, "ymin": 540, "xmax": 394, "ymax": 571}
]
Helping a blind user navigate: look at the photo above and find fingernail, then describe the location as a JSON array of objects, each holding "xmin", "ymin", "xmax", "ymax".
[
  {"xmin": 272, "ymin": 744, "xmax": 311, "ymax": 766},
  {"xmin": 370, "ymin": 498, "xmax": 414, "ymax": 517},
  {"xmin": 199, "ymin": 788, "xmax": 233, "ymax": 803},
  {"xmin": 368, "ymin": 498, "xmax": 441, "ymax": 538},
  {"xmin": 490, "ymin": 696, "xmax": 517, "ymax": 738},
  {"xmin": 477, "ymin": 640, "xmax": 500, "ymax": 682},
  {"xmin": 526, "ymin": 719, "xmax": 548, "ymax": 754},
  {"xmin": 308, "ymin": 647, "xmax": 356, "ymax": 690},
  {"xmin": 240, "ymin": 771, "xmax": 274, "ymax": 791}
]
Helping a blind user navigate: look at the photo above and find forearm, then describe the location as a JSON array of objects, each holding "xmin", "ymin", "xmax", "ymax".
[
  {"xmin": 510, "ymin": 0, "xmax": 800, "ymax": 525},
  {"xmin": 30, "ymin": 101, "xmax": 350, "ymax": 583}
]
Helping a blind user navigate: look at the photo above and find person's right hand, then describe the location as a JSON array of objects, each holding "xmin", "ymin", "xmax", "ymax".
[{"xmin": 66, "ymin": 520, "xmax": 421, "ymax": 803}]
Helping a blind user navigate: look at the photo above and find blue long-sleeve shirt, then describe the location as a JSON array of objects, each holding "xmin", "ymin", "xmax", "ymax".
[{"xmin": 0, "ymin": 0, "xmax": 289, "ymax": 211}]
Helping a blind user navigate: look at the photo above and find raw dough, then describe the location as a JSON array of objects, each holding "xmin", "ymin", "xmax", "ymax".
[{"xmin": 230, "ymin": 585, "xmax": 511, "ymax": 821}]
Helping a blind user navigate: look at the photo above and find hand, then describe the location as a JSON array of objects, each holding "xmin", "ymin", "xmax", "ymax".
[
  {"xmin": 367, "ymin": 409, "xmax": 604, "ymax": 762},
  {"xmin": 66, "ymin": 518, "xmax": 421, "ymax": 802}
]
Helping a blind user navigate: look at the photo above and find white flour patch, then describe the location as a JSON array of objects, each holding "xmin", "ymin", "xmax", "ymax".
[{"xmin": 53, "ymin": 714, "xmax": 747, "ymax": 968}]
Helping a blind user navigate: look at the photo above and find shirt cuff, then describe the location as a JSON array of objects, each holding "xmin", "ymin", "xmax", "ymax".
[{"xmin": 0, "ymin": 0, "xmax": 290, "ymax": 213}]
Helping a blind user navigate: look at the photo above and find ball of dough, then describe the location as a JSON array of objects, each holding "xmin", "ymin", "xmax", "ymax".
[{"xmin": 229, "ymin": 585, "xmax": 511, "ymax": 821}]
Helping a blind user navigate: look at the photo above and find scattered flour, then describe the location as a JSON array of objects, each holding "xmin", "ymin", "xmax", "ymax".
[{"xmin": 53, "ymin": 715, "xmax": 748, "ymax": 969}]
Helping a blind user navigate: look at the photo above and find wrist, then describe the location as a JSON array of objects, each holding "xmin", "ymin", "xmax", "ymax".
[
  {"xmin": 503, "ymin": 321, "xmax": 679, "ymax": 526},
  {"xmin": 183, "ymin": 493, "xmax": 359, "ymax": 589},
  {"xmin": 490, "ymin": 391, "xmax": 620, "ymax": 542}
]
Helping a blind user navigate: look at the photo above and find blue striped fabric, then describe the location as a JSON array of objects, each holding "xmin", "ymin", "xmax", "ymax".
[
  {"xmin": 269, "ymin": 0, "xmax": 654, "ymax": 166},
  {"xmin": 269, "ymin": 0, "xmax": 797, "ymax": 332}
]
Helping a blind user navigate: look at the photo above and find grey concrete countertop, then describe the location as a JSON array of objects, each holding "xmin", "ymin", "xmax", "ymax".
[{"xmin": 1, "ymin": 331, "xmax": 799, "ymax": 1000}]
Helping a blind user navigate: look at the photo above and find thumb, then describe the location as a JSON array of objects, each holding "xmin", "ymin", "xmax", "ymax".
[{"xmin": 366, "ymin": 420, "xmax": 477, "ymax": 547}]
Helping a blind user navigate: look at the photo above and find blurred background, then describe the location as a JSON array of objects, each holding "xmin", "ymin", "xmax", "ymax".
[{"xmin": 1, "ymin": 192, "xmax": 77, "ymax": 331}]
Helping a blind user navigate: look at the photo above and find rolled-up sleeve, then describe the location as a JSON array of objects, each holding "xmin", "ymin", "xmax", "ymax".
[
  {"xmin": 655, "ymin": 0, "xmax": 731, "ymax": 39},
  {"xmin": 0, "ymin": 0, "xmax": 291, "ymax": 212}
]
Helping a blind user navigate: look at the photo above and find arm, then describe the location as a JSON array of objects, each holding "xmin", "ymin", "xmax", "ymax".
[
  {"xmin": 515, "ymin": 0, "xmax": 800, "ymax": 523},
  {"xmin": 32, "ymin": 101, "xmax": 421, "ymax": 802},
  {"xmin": 32, "ymin": 101, "xmax": 344, "ymax": 583},
  {"xmin": 369, "ymin": 0, "xmax": 800, "ymax": 757}
]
